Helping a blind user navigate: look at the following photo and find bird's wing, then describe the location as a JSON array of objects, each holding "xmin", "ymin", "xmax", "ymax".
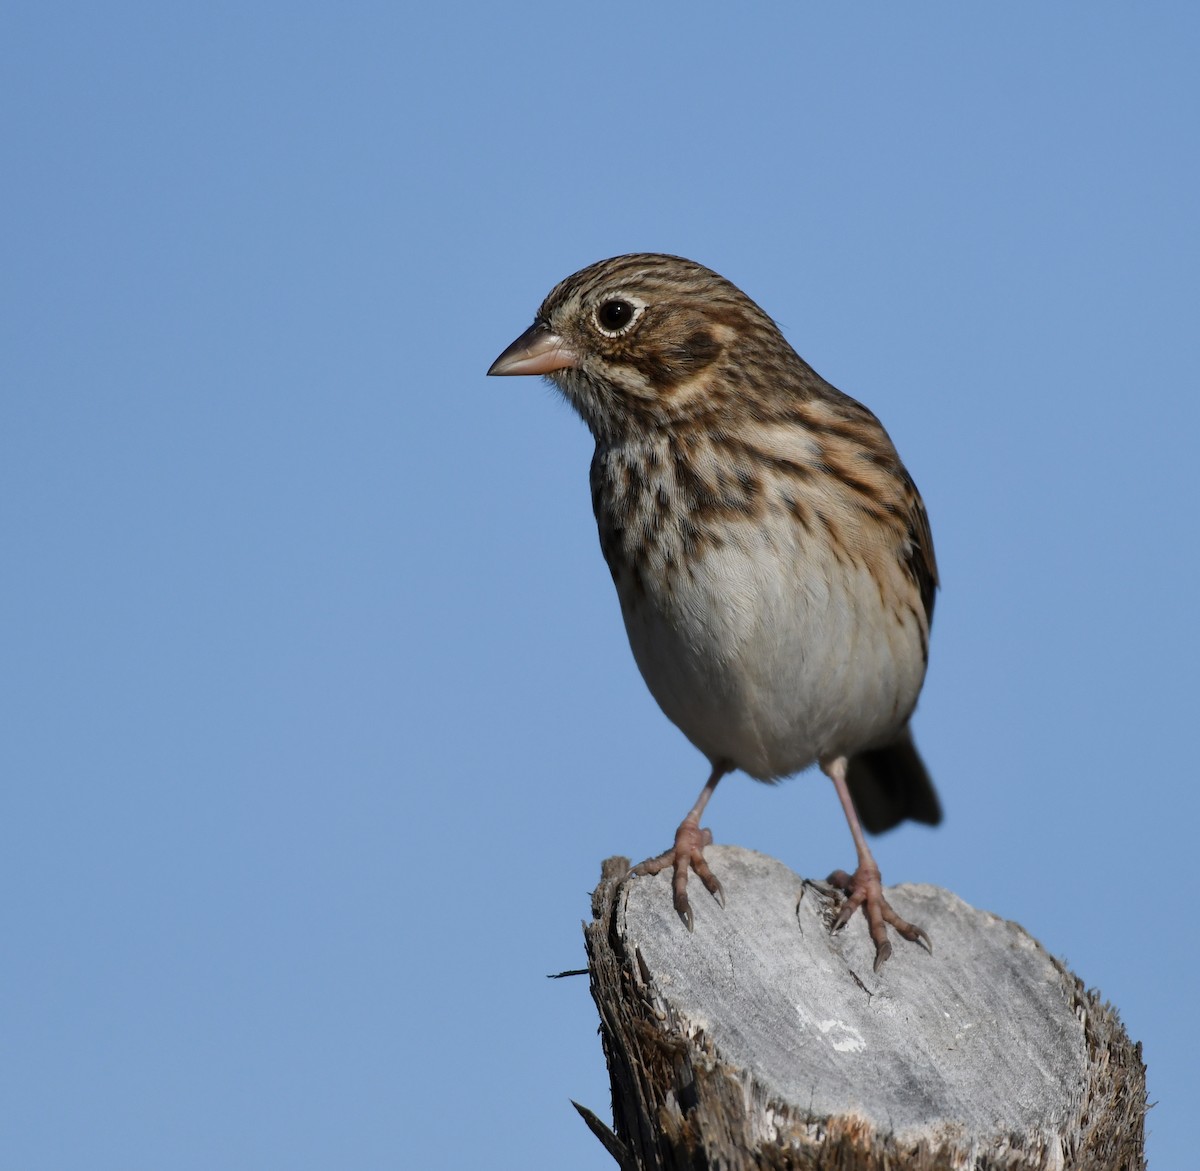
[{"xmin": 902, "ymin": 471, "xmax": 938, "ymax": 627}]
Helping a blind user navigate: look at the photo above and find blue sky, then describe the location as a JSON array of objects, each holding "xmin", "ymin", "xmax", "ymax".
[{"xmin": 3, "ymin": 4, "xmax": 1196, "ymax": 1166}]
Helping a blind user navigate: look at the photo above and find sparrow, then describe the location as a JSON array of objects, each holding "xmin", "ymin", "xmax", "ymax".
[{"xmin": 489, "ymin": 253, "xmax": 940, "ymax": 970}]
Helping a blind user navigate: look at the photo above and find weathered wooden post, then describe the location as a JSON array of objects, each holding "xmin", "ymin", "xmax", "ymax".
[{"xmin": 577, "ymin": 847, "xmax": 1145, "ymax": 1170}]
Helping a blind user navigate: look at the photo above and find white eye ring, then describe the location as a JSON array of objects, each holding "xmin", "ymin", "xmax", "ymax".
[{"xmin": 593, "ymin": 296, "xmax": 645, "ymax": 337}]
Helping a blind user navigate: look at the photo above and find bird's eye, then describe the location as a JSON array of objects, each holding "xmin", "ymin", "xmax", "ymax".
[{"xmin": 595, "ymin": 299, "xmax": 636, "ymax": 334}]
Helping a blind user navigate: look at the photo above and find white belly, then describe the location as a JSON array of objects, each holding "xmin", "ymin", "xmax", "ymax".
[{"xmin": 617, "ymin": 524, "xmax": 926, "ymax": 780}]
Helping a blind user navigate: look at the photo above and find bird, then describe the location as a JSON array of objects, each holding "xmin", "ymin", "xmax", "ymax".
[{"xmin": 488, "ymin": 253, "xmax": 940, "ymax": 970}]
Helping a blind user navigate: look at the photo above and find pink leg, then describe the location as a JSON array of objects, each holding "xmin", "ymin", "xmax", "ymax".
[
  {"xmin": 823, "ymin": 755, "xmax": 932, "ymax": 971},
  {"xmin": 631, "ymin": 763, "xmax": 730, "ymax": 931}
]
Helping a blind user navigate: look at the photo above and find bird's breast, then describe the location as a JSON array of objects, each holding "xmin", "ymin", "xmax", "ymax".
[{"xmin": 590, "ymin": 441, "xmax": 928, "ymax": 778}]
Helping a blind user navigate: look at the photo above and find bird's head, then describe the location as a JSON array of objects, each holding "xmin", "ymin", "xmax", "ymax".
[{"xmin": 488, "ymin": 253, "xmax": 801, "ymax": 444}]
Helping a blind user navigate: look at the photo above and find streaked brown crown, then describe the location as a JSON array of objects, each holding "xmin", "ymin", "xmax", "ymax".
[{"xmin": 532, "ymin": 253, "xmax": 834, "ymax": 442}]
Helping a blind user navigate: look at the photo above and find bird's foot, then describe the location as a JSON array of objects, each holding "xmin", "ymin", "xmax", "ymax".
[
  {"xmin": 827, "ymin": 864, "xmax": 931, "ymax": 972},
  {"xmin": 630, "ymin": 820, "xmax": 724, "ymax": 932}
]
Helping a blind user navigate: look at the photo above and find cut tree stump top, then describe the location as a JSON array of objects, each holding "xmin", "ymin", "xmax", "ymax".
[{"xmin": 582, "ymin": 846, "xmax": 1145, "ymax": 1170}]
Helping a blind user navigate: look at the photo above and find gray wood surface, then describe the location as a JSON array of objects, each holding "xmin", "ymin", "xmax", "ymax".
[{"xmin": 580, "ymin": 847, "xmax": 1145, "ymax": 1170}]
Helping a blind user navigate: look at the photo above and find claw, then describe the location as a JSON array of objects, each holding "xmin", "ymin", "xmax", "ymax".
[
  {"xmin": 825, "ymin": 863, "xmax": 931, "ymax": 970},
  {"xmin": 632, "ymin": 819, "xmax": 724, "ymax": 930},
  {"xmin": 872, "ymin": 939, "xmax": 893, "ymax": 973},
  {"xmin": 691, "ymin": 845, "xmax": 725, "ymax": 909}
]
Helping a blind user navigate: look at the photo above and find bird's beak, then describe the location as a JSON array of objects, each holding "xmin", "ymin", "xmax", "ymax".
[{"xmin": 487, "ymin": 322, "xmax": 579, "ymax": 377}]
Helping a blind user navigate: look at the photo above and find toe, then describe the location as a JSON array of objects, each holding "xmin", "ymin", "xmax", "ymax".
[
  {"xmin": 672, "ymin": 857, "xmax": 695, "ymax": 931},
  {"xmin": 826, "ymin": 868, "xmax": 854, "ymax": 894},
  {"xmin": 871, "ymin": 938, "xmax": 893, "ymax": 973},
  {"xmin": 630, "ymin": 849, "xmax": 673, "ymax": 878},
  {"xmin": 826, "ymin": 863, "xmax": 930, "ymax": 966},
  {"xmin": 832, "ymin": 894, "xmax": 861, "ymax": 932},
  {"xmin": 882, "ymin": 905, "xmax": 933, "ymax": 952},
  {"xmin": 631, "ymin": 822, "xmax": 723, "ymax": 930},
  {"xmin": 691, "ymin": 853, "xmax": 725, "ymax": 907}
]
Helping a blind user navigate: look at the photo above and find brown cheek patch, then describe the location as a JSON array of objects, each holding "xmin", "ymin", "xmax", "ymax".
[
  {"xmin": 680, "ymin": 329, "xmax": 722, "ymax": 364},
  {"xmin": 631, "ymin": 329, "xmax": 724, "ymax": 394}
]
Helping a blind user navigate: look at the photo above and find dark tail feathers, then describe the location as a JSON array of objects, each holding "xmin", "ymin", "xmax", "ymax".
[{"xmin": 846, "ymin": 730, "xmax": 941, "ymax": 835}]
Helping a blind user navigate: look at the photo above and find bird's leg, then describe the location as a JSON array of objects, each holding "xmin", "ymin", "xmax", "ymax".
[
  {"xmin": 822, "ymin": 755, "xmax": 932, "ymax": 972},
  {"xmin": 631, "ymin": 763, "xmax": 730, "ymax": 931}
]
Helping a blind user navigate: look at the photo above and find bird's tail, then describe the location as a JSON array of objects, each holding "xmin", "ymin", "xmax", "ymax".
[{"xmin": 846, "ymin": 728, "xmax": 941, "ymax": 835}]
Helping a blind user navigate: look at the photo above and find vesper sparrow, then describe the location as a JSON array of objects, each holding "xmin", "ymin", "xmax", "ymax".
[{"xmin": 488, "ymin": 254, "xmax": 940, "ymax": 970}]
